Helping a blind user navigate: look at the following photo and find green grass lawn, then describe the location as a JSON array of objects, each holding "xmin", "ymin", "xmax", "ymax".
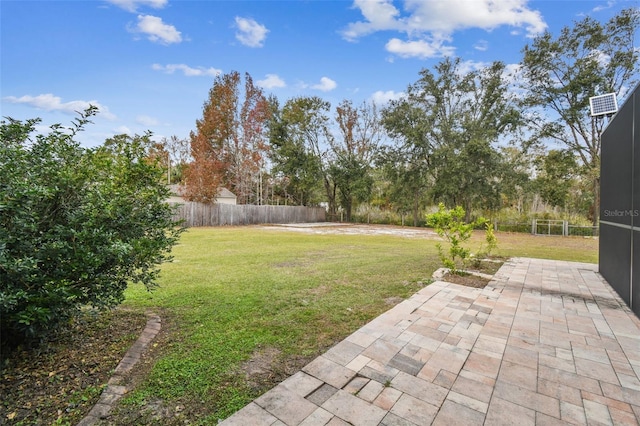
[{"xmin": 117, "ymin": 226, "xmax": 598, "ymax": 423}]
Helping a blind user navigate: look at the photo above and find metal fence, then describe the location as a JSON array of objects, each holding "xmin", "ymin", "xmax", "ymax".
[
  {"xmin": 171, "ymin": 202, "xmax": 326, "ymax": 227},
  {"xmin": 533, "ymin": 219, "xmax": 566, "ymax": 236},
  {"xmin": 495, "ymin": 220, "xmax": 598, "ymax": 237}
]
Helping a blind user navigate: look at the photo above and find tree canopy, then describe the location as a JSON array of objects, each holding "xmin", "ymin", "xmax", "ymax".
[
  {"xmin": 330, "ymin": 100, "xmax": 381, "ymax": 221},
  {"xmin": 381, "ymin": 58, "xmax": 523, "ymax": 221},
  {"xmin": 520, "ymin": 7, "xmax": 640, "ymax": 223},
  {"xmin": 185, "ymin": 71, "xmax": 271, "ymax": 204}
]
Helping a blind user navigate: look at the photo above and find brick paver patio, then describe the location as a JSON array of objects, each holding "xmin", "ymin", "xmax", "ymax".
[{"xmin": 221, "ymin": 257, "xmax": 640, "ymax": 425}]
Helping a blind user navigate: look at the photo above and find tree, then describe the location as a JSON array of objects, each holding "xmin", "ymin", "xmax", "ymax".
[
  {"xmin": 498, "ymin": 145, "xmax": 536, "ymax": 215},
  {"xmin": 0, "ymin": 110, "xmax": 183, "ymax": 346},
  {"xmin": 520, "ymin": 8, "xmax": 640, "ymax": 224},
  {"xmin": 431, "ymin": 137, "xmax": 505, "ymax": 217},
  {"xmin": 144, "ymin": 140, "xmax": 171, "ymax": 184},
  {"xmin": 160, "ymin": 135, "xmax": 191, "ymax": 184},
  {"xmin": 382, "ymin": 58, "xmax": 522, "ymax": 221},
  {"xmin": 287, "ymin": 97, "xmax": 337, "ymax": 216},
  {"xmin": 269, "ymin": 96, "xmax": 336, "ymax": 213},
  {"xmin": 184, "ymin": 72, "xmax": 235, "ymax": 203},
  {"xmin": 534, "ymin": 149, "xmax": 578, "ymax": 210},
  {"xmin": 427, "ymin": 59, "xmax": 522, "ymax": 218},
  {"xmin": 426, "ymin": 203, "xmax": 486, "ymax": 274},
  {"xmin": 185, "ymin": 71, "xmax": 271, "ymax": 204},
  {"xmin": 380, "ymin": 94, "xmax": 434, "ymax": 226},
  {"xmin": 330, "ymin": 153, "xmax": 373, "ymax": 221},
  {"xmin": 233, "ymin": 73, "xmax": 271, "ymax": 204},
  {"xmin": 267, "ymin": 96, "xmax": 323, "ymax": 206},
  {"xmin": 331, "ymin": 100, "xmax": 382, "ymax": 221}
]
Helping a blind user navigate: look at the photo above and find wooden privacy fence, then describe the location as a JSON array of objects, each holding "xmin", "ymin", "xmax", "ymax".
[{"xmin": 171, "ymin": 202, "xmax": 326, "ymax": 227}]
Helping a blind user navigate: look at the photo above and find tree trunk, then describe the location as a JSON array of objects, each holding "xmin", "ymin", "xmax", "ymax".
[
  {"xmin": 345, "ymin": 199, "xmax": 352, "ymax": 222},
  {"xmin": 464, "ymin": 199, "xmax": 472, "ymax": 223}
]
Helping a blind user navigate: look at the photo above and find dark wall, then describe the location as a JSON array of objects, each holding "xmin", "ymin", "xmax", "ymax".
[{"xmin": 599, "ymin": 84, "xmax": 639, "ymax": 316}]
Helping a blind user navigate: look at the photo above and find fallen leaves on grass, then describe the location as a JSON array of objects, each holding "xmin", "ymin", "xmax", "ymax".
[{"xmin": 1, "ymin": 308, "xmax": 147, "ymax": 425}]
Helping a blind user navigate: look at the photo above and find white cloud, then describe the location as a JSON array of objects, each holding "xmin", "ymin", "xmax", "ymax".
[
  {"xmin": 457, "ymin": 60, "xmax": 490, "ymax": 75},
  {"xmin": 136, "ymin": 115, "xmax": 159, "ymax": 126},
  {"xmin": 385, "ymin": 38, "xmax": 455, "ymax": 58},
  {"xmin": 343, "ymin": 0, "xmax": 547, "ymax": 59},
  {"xmin": 152, "ymin": 63, "xmax": 221, "ymax": 77},
  {"xmin": 3, "ymin": 93, "xmax": 116, "ymax": 120},
  {"xmin": 311, "ymin": 77, "xmax": 337, "ymax": 92},
  {"xmin": 113, "ymin": 125, "xmax": 133, "ymax": 135},
  {"xmin": 370, "ymin": 90, "xmax": 405, "ymax": 105},
  {"xmin": 593, "ymin": 1, "xmax": 615, "ymax": 12},
  {"xmin": 474, "ymin": 40, "xmax": 489, "ymax": 51},
  {"xmin": 106, "ymin": 0, "xmax": 167, "ymax": 13},
  {"xmin": 235, "ymin": 17, "xmax": 269, "ymax": 47},
  {"xmin": 589, "ymin": 49, "xmax": 612, "ymax": 68},
  {"xmin": 257, "ymin": 74, "xmax": 286, "ymax": 89},
  {"xmin": 342, "ymin": 0, "xmax": 403, "ymax": 41},
  {"xmin": 345, "ymin": 0, "xmax": 547, "ymax": 38},
  {"xmin": 34, "ymin": 123, "xmax": 52, "ymax": 134},
  {"xmin": 132, "ymin": 15, "xmax": 182, "ymax": 44}
]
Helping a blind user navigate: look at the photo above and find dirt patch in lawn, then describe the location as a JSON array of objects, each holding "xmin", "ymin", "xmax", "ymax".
[
  {"xmin": 384, "ymin": 296, "xmax": 405, "ymax": 306},
  {"xmin": 241, "ymin": 346, "xmax": 283, "ymax": 390},
  {"xmin": 240, "ymin": 346, "xmax": 315, "ymax": 393}
]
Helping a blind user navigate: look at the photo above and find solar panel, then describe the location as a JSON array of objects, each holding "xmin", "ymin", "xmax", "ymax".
[{"xmin": 589, "ymin": 93, "xmax": 618, "ymax": 116}]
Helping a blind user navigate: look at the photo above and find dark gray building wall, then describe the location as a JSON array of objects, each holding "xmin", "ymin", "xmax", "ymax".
[{"xmin": 599, "ymin": 83, "xmax": 639, "ymax": 316}]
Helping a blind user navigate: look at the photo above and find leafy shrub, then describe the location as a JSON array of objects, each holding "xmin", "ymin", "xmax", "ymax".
[
  {"xmin": 480, "ymin": 221, "xmax": 498, "ymax": 257},
  {"xmin": 0, "ymin": 109, "xmax": 184, "ymax": 347},
  {"xmin": 426, "ymin": 203, "xmax": 487, "ymax": 274},
  {"xmin": 468, "ymin": 221, "xmax": 500, "ymax": 269}
]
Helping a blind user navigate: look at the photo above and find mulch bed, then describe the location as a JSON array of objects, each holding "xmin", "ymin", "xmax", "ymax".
[
  {"xmin": 1, "ymin": 309, "xmax": 147, "ymax": 425},
  {"xmin": 442, "ymin": 271, "xmax": 491, "ymax": 288},
  {"xmin": 440, "ymin": 259, "xmax": 505, "ymax": 288}
]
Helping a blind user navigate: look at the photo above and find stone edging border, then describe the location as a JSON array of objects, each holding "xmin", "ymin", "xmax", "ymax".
[
  {"xmin": 77, "ymin": 313, "xmax": 161, "ymax": 426},
  {"xmin": 432, "ymin": 267, "xmax": 495, "ymax": 281}
]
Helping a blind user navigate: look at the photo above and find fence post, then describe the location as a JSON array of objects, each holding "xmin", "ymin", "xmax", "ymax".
[{"xmin": 532, "ymin": 218, "xmax": 536, "ymax": 235}]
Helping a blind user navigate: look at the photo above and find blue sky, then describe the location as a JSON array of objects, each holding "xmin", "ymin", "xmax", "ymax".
[{"xmin": 1, "ymin": 0, "xmax": 638, "ymax": 147}]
